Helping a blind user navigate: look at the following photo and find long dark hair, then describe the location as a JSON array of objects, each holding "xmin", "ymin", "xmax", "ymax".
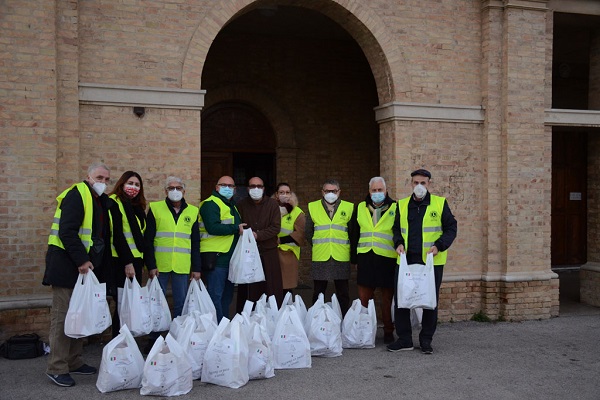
[{"xmin": 110, "ymin": 171, "xmax": 147, "ymax": 210}]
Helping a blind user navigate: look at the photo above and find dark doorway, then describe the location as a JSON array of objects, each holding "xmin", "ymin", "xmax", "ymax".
[
  {"xmin": 551, "ymin": 130, "xmax": 587, "ymax": 265},
  {"xmin": 201, "ymin": 102, "xmax": 276, "ymax": 200}
]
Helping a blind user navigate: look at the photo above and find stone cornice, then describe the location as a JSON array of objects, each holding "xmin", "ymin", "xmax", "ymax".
[
  {"xmin": 545, "ymin": 108, "xmax": 600, "ymax": 127},
  {"xmin": 79, "ymin": 83, "xmax": 206, "ymax": 110},
  {"xmin": 374, "ymin": 102, "xmax": 485, "ymax": 124}
]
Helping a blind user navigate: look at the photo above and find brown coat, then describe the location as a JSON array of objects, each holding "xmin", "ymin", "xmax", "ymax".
[{"xmin": 278, "ymin": 209, "xmax": 306, "ymax": 289}]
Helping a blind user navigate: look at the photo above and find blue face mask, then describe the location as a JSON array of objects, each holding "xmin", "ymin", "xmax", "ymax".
[
  {"xmin": 218, "ymin": 186, "xmax": 234, "ymax": 199},
  {"xmin": 370, "ymin": 192, "xmax": 386, "ymax": 204}
]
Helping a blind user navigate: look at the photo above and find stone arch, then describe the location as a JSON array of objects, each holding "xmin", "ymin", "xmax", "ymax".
[
  {"xmin": 203, "ymin": 84, "xmax": 296, "ymax": 149},
  {"xmin": 182, "ymin": 0, "xmax": 411, "ymax": 104}
]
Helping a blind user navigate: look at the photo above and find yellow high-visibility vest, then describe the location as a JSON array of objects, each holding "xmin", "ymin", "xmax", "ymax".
[
  {"xmin": 356, "ymin": 201, "xmax": 397, "ymax": 259},
  {"xmin": 109, "ymin": 194, "xmax": 145, "ymax": 258},
  {"xmin": 398, "ymin": 195, "xmax": 447, "ymax": 264},
  {"xmin": 198, "ymin": 195, "xmax": 237, "ymax": 253},
  {"xmin": 48, "ymin": 182, "xmax": 93, "ymax": 252},
  {"xmin": 308, "ymin": 200, "xmax": 353, "ymax": 262},
  {"xmin": 150, "ymin": 201, "xmax": 198, "ymax": 273},
  {"xmin": 278, "ymin": 206, "xmax": 303, "ymax": 259}
]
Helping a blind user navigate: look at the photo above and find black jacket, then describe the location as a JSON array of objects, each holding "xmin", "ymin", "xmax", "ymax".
[{"xmin": 42, "ymin": 181, "xmax": 111, "ymax": 288}]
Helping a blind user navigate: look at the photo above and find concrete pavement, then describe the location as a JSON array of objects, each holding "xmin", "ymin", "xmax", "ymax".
[{"xmin": 1, "ymin": 301, "xmax": 599, "ymax": 400}]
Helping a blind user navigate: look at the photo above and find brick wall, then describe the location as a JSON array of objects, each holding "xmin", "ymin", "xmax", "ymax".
[{"xmin": 0, "ymin": 0, "xmax": 571, "ymax": 337}]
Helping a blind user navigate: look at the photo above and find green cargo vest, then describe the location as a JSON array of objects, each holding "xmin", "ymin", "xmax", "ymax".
[
  {"xmin": 356, "ymin": 201, "xmax": 397, "ymax": 259},
  {"xmin": 278, "ymin": 206, "xmax": 303, "ymax": 260},
  {"xmin": 398, "ymin": 195, "xmax": 447, "ymax": 265},
  {"xmin": 47, "ymin": 182, "xmax": 93, "ymax": 252},
  {"xmin": 308, "ymin": 200, "xmax": 353, "ymax": 262},
  {"xmin": 150, "ymin": 200, "xmax": 198, "ymax": 273}
]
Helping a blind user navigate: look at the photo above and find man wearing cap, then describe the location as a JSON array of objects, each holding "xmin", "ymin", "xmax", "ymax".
[{"xmin": 387, "ymin": 169, "xmax": 457, "ymax": 354}]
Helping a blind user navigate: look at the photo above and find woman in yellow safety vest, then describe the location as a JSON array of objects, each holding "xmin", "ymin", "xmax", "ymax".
[
  {"xmin": 108, "ymin": 170, "xmax": 147, "ymax": 338},
  {"xmin": 274, "ymin": 183, "xmax": 306, "ymax": 295}
]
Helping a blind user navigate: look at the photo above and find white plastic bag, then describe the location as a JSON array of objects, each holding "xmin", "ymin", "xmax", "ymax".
[
  {"xmin": 305, "ymin": 297, "xmax": 342, "ymax": 357},
  {"xmin": 147, "ymin": 277, "xmax": 171, "ymax": 332},
  {"xmin": 119, "ymin": 278, "xmax": 152, "ymax": 337},
  {"xmin": 411, "ymin": 307, "xmax": 423, "ymax": 330},
  {"xmin": 247, "ymin": 321, "xmax": 275, "ymax": 380},
  {"xmin": 396, "ymin": 253, "xmax": 437, "ymax": 310},
  {"xmin": 140, "ymin": 334, "xmax": 193, "ymax": 396},
  {"xmin": 181, "ymin": 278, "xmax": 217, "ymax": 324},
  {"xmin": 96, "ymin": 325, "xmax": 145, "ymax": 393},
  {"xmin": 228, "ymin": 228, "xmax": 265, "ymax": 284},
  {"xmin": 201, "ymin": 315, "xmax": 249, "ymax": 388},
  {"xmin": 175, "ymin": 311, "xmax": 218, "ymax": 380},
  {"xmin": 272, "ymin": 305, "xmax": 311, "ymax": 369},
  {"xmin": 342, "ymin": 299, "xmax": 377, "ymax": 349},
  {"xmin": 65, "ymin": 272, "xmax": 111, "ymax": 338},
  {"xmin": 255, "ymin": 294, "xmax": 279, "ymax": 339}
]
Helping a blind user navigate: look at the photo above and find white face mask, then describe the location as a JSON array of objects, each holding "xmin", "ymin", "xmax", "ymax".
[
  {"xmin": 324, "ymin": 192, "xmax": 338, "ymax": 204},
  {"xmin": 278, "ymin": 194, "xmax": 290, "ymax": 204},
  {"xmin": 249, "ymin": 188, "xmax": 264, "ymax": 200},
  {"xmin": 413, "ymin": 184, "xmax": 427, "ymax": 199},
  {"xmin": 168, "ymin": 189, "xmax": 183, "ymax": 202},
  {"xmin": 91, "ymin": 181, "xmax": 106, "ymax": 196}
]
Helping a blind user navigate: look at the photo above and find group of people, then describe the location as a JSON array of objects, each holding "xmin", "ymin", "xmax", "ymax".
[{"xmin": 42, "ymin": 162, "xmax": 457, "ymax": 388}]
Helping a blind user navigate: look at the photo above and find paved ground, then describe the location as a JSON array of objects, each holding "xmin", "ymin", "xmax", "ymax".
[{"xmin": 2, "ymin": 270, "xmax": 598, "ymax": 400}]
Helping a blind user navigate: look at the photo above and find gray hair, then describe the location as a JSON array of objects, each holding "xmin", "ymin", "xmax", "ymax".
[
  {"xmin": 322, "ymin": 179, "xmax": 340, "ymax": 190},
  {"xmin": 165, "ymin": 176, "xmax": 185, "ymax": 189},
  {"xmin": 87, "ymin": 162, "xmax": 110, "ymax": 175},
  {"xmin": 369, "ymin": 176, "xmax": 386, "ymax": 190}
]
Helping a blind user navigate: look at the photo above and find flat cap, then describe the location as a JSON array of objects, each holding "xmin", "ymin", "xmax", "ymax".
[{"xmin": 410, "ymin": 169, "xmax": 432, "ymax": 179}]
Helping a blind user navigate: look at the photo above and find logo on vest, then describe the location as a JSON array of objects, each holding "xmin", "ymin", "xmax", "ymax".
[
  {"xmin": 341, "ymin": 211, "xmax": 346, "ymax": 217},
  {"xmin": 430, "ymin": 211, "xmax": 438, "ymax": 219},
  {"xmin": 184, "ymin": 216, "xmax": 192, "ymax": 223}
]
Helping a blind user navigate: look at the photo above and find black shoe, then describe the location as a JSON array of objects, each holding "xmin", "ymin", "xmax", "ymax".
[
  {"xmin": 69, "ymin": 364, "xmax": 97, "ymax": 375},
  {"xmin": 420, "ymin": 343, "xmax": 433, "ymax": 354},
  {"xmin": 46, "ymin": 373, "xmax": 75, "ymax": 387},
  {"xmin": 386, "ymin": 339, "xmax": 414, "ymax": 352},
  {"xmin": 384, "ymin": 333, "xmax": 395, "ymax": 344}
]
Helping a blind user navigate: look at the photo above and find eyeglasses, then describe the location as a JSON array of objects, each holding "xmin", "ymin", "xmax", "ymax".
[
  {"xmin": 323, "ymin": 189, "xmax": 339, "ymax": 194},
  {"xmin": 217, "ymin": 183, "xmax": 235, "ymax": 188},
  {"xmin": 248, "ymin": 184, "xmax": 264, "ymax": 189},
  {"xmin": 166, "ymin": 186, "xmax": 184, "ymax": 192}
]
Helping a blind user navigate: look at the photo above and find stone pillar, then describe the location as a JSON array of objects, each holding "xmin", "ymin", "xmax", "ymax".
[
  {"xmin": 56, "ymin": 0, "xmax": 81, "ymax": 186},
  {"xmin": 480, "ymin": 0, "xmax": 505, "ymax": 319},
  {"xmin": 498, "ymin": 0, "xmax": 557, "ymax": 320}
]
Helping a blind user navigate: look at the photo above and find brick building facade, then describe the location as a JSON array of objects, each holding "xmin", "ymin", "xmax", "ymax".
[{"xmin": 1, "ymin": 0, "xmax": 600, "ymax": 340}]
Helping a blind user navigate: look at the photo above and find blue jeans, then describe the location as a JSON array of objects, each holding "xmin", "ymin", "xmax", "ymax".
[
  {"xmin": 157, "ymin": 271, "xmax": 189, "ymax": 319},
  {"xmin": 203, "ymin": 267, "xmax": 234, "ymax": 322}
]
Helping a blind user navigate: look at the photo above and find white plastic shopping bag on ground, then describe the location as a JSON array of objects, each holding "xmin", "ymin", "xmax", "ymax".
[
  {"xmin": 397, "ymin": 253, "xmax": 437, "ymax": 310},
  {"xmin": 65, "ymin": 272, "xmax": 111, "ymax": 338},
  {"xmin": 175, "ymin": 311, "xmax": 218, "ymax": 380},
  {"xmin": 96, "ymin": 324, "xmax": 145, "ymax": 393},
  {"xmin": 247, "ymin": 321, "xmax": 275, "ymax": 380},
  {"xmin": 140, "ymin": 333, "xmax": 193, "ymax": 396},
  {"xmin": 119, "ymin": 278, "xmax": 152, "ymax": 337},
  {"xmin": 255, "ymin": 294, "xmax": 279, "ymax": 339},
  {"xmin": 229, "ymin": 228, "xmax": 265, "ymax": 284},
  {"xmin": 201, "ymin": 315, "xmax": 249, "ymax": 388},
  {"xmin": 272, "ymin": 305, "xmax": 311, "ymax": 369},
  {"xmin": 181, "ymin": 278, "xmax": 217, "ymax": 324},
  {"xmin": 305, "ymin": 296, "xmax": 342, "ymax": 357},
  {"xmin": 342, "ymin": 299, "xmax": 377, "ymax": 349},
  {"xmin": 147, "ymin": 277, "xmax": 171, "ymax": 332}
]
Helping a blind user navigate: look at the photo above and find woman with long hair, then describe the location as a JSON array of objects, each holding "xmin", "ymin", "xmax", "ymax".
[{"xmin": 108, "ymin": 170, "xmax": 147, "ymax": 337}]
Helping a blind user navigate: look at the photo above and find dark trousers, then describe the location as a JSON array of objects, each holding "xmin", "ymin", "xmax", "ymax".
[
  {"xmin": 312, "ymin": 279, "xmax": 350, "ymax": 316},
  {"xmin": 394, "ymin": 264, "xmax": 444, "ymax": 346}
]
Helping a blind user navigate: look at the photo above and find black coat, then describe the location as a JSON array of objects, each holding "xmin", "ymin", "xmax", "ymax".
[{"xmin": 42, "ymin": 181, "xmax": 111, "ymax": 288}]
